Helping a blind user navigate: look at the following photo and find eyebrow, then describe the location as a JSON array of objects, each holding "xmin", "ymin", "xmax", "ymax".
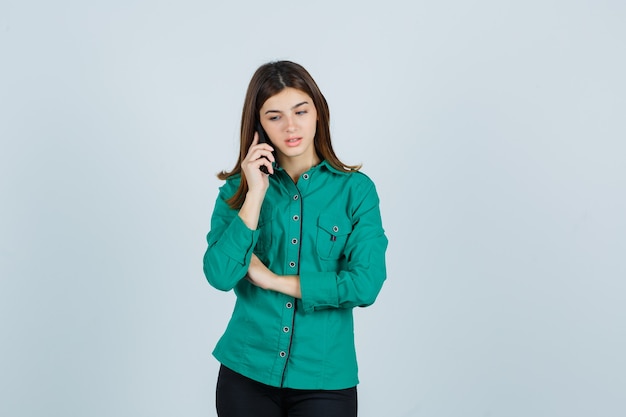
[{"xmin": 264, "ymin": 101, "xmax": 309, "ymax": 114}]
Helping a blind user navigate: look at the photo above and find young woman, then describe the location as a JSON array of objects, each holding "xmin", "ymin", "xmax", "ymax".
[{"xmin": 203, "ymin": 61, "xmax": 388, "ymax": 417}]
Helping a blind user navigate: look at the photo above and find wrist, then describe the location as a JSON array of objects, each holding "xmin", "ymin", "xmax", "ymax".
[
  {"xmin": 272, "ymin": 275, "xmax": 301, "ymax": 299},
  {"xmin": 246, "ymin": 187, "xmax": 266, "ymax": 200}
]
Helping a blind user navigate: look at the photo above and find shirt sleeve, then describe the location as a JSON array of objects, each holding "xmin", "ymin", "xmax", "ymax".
[
  {"xmin": 299, "ymin": 180, "xmax": 388, "ymax": 313},
  {"xmin": 203, "ymin": 180, "xmax": 260, "ymax": 291}
]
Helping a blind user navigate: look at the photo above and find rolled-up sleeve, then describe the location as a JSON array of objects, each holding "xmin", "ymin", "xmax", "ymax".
[
  {"xmin": 203, "ymin": 181, "xmax": 259, "ymax": 291},
  {"xmin": 300, "ymin": 181, "xmax": 388, "ymax": 313}
]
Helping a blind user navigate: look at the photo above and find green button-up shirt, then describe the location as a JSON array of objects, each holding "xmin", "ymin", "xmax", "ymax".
[{"xmin": 203, "ymin": 160, "xmax": 388, "ymax": 390}]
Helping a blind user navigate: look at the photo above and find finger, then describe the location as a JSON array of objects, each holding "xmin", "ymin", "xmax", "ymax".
[
  {"xmin": 255, "ymin": 154, "xmax": 275, "ymax": 175},
  {"xmin": 251, "ymin": 143, "xmax": 274, "ymax": 155},
  {"xmin": 245, "ymin": 155, "xmax": 272, "ymax": 176},
  {"xmin": 245, "ymin": 133, "xmax": 260, "ymax": 159},
  {"xmin": 246, "ymin": 138, "xmax": 273, "ymax": 161},
  {"xmin": 249, "ymin": 149, "xmax": 275, "ymax": 164},
  {"xmin": 258, "ymin": 158, "xmax": 272, "ymax": 176},
  {"xmin": 265, "ymin": 158, "xmax": 274, "ymax": 175}
]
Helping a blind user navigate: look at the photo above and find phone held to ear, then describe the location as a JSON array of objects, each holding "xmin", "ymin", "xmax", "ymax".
[{"xmin": 256, "ymin": 122, "xmax": 273, "ymax": 175}]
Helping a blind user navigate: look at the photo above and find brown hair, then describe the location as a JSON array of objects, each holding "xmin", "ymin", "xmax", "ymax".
[{"xmin": 218, "ymin": 60, "xmax": 360, "ymax": 209}]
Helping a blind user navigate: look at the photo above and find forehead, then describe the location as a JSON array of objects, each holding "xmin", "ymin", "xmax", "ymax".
[{"xmin": 261, "ymin": 87, "xmax": 314, "ymax": 110}]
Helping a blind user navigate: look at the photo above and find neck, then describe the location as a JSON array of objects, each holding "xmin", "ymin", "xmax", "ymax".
[{"xmin": 278, "ymin": 154, "xmax": 321, "ymax": 183}]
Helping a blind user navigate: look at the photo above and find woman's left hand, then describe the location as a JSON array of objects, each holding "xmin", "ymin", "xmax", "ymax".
[
  {"xmin": 246, "ymin": 254, "xmax": 276, "ymax": 290},
  {"xmin": 246, "ymin": 254, "xmax": 302, "ymax": 298}
]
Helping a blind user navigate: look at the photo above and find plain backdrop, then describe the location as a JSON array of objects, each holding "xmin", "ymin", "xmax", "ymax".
[{"xmin": 1, "ymin": 1, "xmax": 625, "ymax": 416}]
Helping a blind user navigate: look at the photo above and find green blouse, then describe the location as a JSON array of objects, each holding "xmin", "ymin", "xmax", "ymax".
[{"xmin": 203, "ymin": 160, "xmax": 388, "ymax": 390}]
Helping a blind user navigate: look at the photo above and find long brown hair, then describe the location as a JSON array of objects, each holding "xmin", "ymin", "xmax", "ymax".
[{"xmin": 218, "ymin": 61, "xmax": 360, "ymax": 209}]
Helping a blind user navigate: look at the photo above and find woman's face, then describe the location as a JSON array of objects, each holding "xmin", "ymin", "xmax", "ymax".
[{"xmin": 259, "ymin": 87, "xmax": 318, "ymax": 165}]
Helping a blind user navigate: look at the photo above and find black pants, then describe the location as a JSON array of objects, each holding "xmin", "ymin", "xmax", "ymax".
[{"xmin": 216, "ymin": 365, "xmax": 358, "ymax": 417}]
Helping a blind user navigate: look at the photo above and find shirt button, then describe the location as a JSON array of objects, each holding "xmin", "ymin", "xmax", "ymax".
[
  {"xmin": 283, "ymin": 326, "xmax": 290, "ymax": 333},
  {"xmin": 279, "ymin": 351, "xmax": 286, "ymax": 358},
  {"xmin": 286, "ymin": 302, "xmax": 293, "ymax": 309},
  {"xmin": 291, "ymin": 238, "xmax": 298, "ymax": 245},
  {"xmin": 333, "ymin": 225, "xmax": 339, "ymax": 233},
  {"xmin": 292, "ymin": 215, "xmax": 299, "ymax": 221},
  {"xmin": 289, "ymin": 261, "xmax": 296, "ymax": 268},
  {"xmin": 302, "ymin": 173, "xmax": 310, "ymax": 180},
  {"xmin": 293, "ymin": 195, "xmax": 299, "ymax": 200}
]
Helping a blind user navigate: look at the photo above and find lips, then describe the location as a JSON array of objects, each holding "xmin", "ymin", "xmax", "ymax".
[{"xmin": 285, "ymin": 137, "xmax": 303, "ymax": 147}]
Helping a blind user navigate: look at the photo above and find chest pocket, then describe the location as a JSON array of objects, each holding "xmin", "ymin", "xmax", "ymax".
[{"xmin": 316, "ymin": 213, "xmax": 353, "ymax": 260}]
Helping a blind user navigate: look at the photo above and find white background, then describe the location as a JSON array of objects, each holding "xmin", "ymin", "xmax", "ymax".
[{"xmin": 1, "ymin": 1, "xmax": 625, "ymax": 416}]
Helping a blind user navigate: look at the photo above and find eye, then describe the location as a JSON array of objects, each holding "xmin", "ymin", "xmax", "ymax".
[
  {"xmin": 296, "ymin": 110, "xmax": 308, "ymax": 115},
  {"xmin": 268, "ymin": 115, "xmax": 280, "ymax": 121}
]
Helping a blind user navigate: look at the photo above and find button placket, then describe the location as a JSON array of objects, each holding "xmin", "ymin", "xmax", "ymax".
[
  {"xmin": 287, "ymin": 189, "xmax": 302, "ymax": 272},
  {"xmin": 279, "ymin": 185, "xmax": 301, "ymax": 367}
]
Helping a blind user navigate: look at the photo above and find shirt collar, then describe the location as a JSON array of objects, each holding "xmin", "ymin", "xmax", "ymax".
[
  {"xmin": 274, "ymin": 160, "xmax": 351, "ymax": 176},
  {"xmin": 316, "ymin": 160, "xmax": 351, "ymax": 175}
]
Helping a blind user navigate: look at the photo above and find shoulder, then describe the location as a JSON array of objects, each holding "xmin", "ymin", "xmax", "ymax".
[
  {"xmin": 339, "ymin": 170, "xmax": 378, "ymax": 195},
  {"xmin": 336, "ymin": 171, "xmax": 383, "ymax": 216},
  {"xmin": 320, "ymin": 161, "xmax": 376, "ymax": 188},
  {"xmin": 323, "ymin": 169, "xmax": 381, "ymax": 209},
  {"xmin": 349, "ymin": 170, "xmax": 376, "ymax": 187}
]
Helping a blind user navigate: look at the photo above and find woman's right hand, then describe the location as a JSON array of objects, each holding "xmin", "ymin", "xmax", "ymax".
[
  {"xmin": 237, "ymin": 133, "xmax": 275, "ymax": 229},
  {"xmin": 241, "ymin": 132, "xmax": 275, "ymax": 195}
]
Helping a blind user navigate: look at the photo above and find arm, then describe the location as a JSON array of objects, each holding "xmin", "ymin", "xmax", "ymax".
[
  {"xmin": 236, "ymin": 132, "xmax": 275, "ymax": 230},
  {"xmin": 246, "ymin": 179, "xmax": 388, "ymax": 313},
  {"xmin": 299, "ymin": 181, "xmax": 388, "ymax": 313},
  {"xmin": 246, "ymin": 254, "xmax": 302, "ymax": 298},
  {"xmin": 203, "ymin": 134, "xmax": 275, "ymax": 291}
]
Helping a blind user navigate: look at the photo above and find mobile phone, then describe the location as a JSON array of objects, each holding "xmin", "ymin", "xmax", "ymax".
[{"xmin": 256, "ymin": 122, "xmax": 273, "ymax": 175}]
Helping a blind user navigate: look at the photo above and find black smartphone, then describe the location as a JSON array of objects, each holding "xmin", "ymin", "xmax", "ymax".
[{"xmin": 256, "ymin": 122, "xmax": 273, "ymax": 175}]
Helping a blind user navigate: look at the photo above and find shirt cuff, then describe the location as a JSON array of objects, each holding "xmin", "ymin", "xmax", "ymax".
[
  {"xmin": 216, "ymin": 215, "xmax": 259, "ymax": 265},
  {"xmin": 299, "ymin": 271, "xmax": 339, "ymax": 313}
]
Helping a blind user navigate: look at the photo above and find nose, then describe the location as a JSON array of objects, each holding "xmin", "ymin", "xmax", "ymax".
[{"xmin": 285, "ymin": 116, "xmax": 296, "ymax": 133}]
